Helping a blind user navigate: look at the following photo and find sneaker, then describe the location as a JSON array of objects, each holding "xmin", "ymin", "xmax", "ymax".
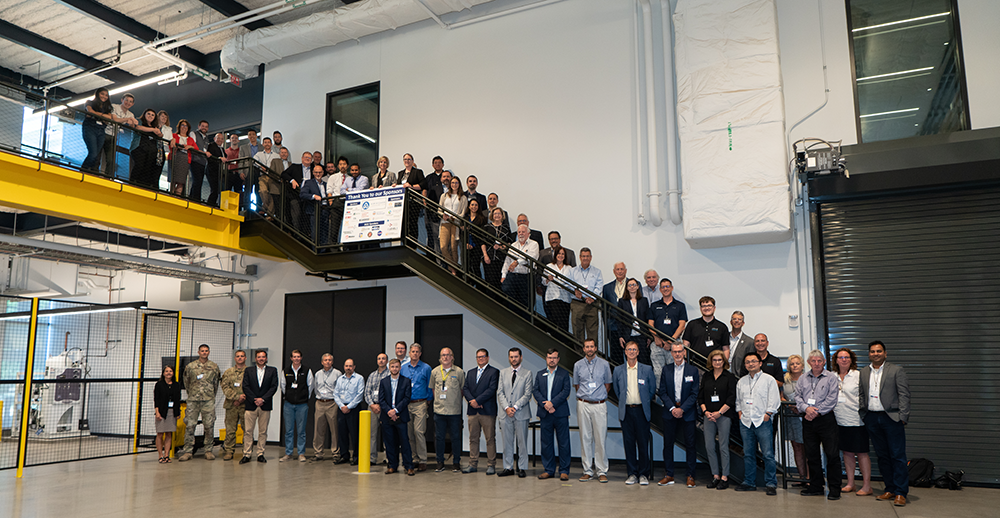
[
  {"xmin": 625, "ymin": 475, "xmax": 638, "ymax": 485},
  {"xmin": 658, "ymin": 476, "xmax": 674, "ymax": 486},
  {"xmin": 435, "ymin": 463, "xmax": 446, "ymax": 472},
  {"xmin": 717, "ymin": 479, "xmax": 729, "ymax": 490},
  {"xmin": 598, "ymin": 474, "xmax": 609, "ymax": 483},
  {"xmin": 579, "ymin": 473, "xmax": 593, "ymax": 482},
  {"xmin": 639, "ymin": 476, "xmax": 649, "ymax": 486},
  {"xmin": 279, "ymin": 455, "xmax": 291, "ymax": 462},
  {"xmin": 485, "ymin": 466, "xmax": 496, "ymax": 475},
  {"xmin": 766, "ymin": 487, "xmax": 777, "ymax": 496},
  {"xmin": 452, "ymin": 465, "xmax": 461, "ymax": 473},
  {"xmin": 735, "ymin": 484, "xmax": 757, "ymax": 492},
  {"xmin": 298, "ymin": 454, "xmax": 307, "ymax": 462},
  {"xmin": 462, "ymin": 466, "xmax": 478, "ymax": 474}
]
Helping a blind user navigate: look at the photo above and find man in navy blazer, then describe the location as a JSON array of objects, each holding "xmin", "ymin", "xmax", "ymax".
[
  {"xmin": 462, "ymin": 348, "xmax": 500, "ymax": 474},
  {"xmin": 240, "ymin": 349, "xmax": 278, "ymax": 464},
  {"xmin": 299, "ymin": 164, "xmax": 330, "ymax": 244},
  {"xmin": 533, "ymin": 348, "xmax": 572, "ymax": 480},
  {"xmin": 657, "ymin": 342, "xmax": 700, "ymax": 487},
  {"xmin": 613, "ymin": 341, "xmax": 657, "ymax": 485},
  {"xmin": 378, "ymin": 359, "xmax": 414, "ymax": 475}
]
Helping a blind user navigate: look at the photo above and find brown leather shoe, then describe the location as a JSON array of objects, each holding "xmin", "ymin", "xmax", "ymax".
[
  {"xmin": 538, "ymin": 472, "xmax": 553, "ymax": 480},
  {"xmin": 560, "ymin": 473, "xmax": 569, "ymax": 481},
  {"xmin": 877, "ymin": 492, "xmax": 895, "ymax": 501},
  {"xmin": 385, "ymin": 468, "xmax": 397, "ymax": 474},
  {"xmin": 893, "ymin": 495, "xmax": 906, "ymax": 507},
  {"xmin": 598, "ymin": 474, "xmax": 609, "ymax": 483},
  {"xmin": 406, "ymin": 468, "xmax": 415, "ymax": 476},
  {"xmin": 687, "ymin": 476, "xmax": 696, "ymax": 488},
  {"xmin": 579, "ymin": 474, "xmax": 593, "ymax": 482},
  {"xmin": 658, "ymin": 476, "xmax": 674, "ymax": 486},
  {"xmin": 417, "ymin": 463, "xmax": 427, "ymax": 472}
]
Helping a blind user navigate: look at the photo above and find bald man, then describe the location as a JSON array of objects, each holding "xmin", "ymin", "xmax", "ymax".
[{"xmin": 430, "ymin": 347, "xmax": 466, "ymax": 472}]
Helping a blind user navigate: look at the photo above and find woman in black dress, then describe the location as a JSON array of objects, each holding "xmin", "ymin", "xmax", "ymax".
[
  {"xmin": 464, "ymin": 198, "xmax": 487, "ymax": 278},
  {"xmin": 153, "ymin": 365, "xmax": 182, "ymax": 463},
  {"xmin": 481, "ymin": 206, "xmax": 512, "ymax": 293},
  {"xmin": 130, "ymin": 109, "xmax": 164, "ymax": 189}
]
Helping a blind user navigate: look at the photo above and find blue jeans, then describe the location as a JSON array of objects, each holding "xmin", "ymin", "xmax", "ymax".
[
  {"xmin": 283, "ymin": 401, "xmax": 308, "ymax": 455},
  {"xmin": 81, "ymin": 123, "xmax": 105, "ymax": 170},
  {"xmin": 741, "ymin": 421, "xmax": 776, "ymax": 488},
  {"xmin": 865, "ymin": 411, "xmax": 908, "ymax": 497}
]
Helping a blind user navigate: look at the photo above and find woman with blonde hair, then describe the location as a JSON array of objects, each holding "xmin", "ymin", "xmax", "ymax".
[{"xmin": 783, "ymin": 354, "xmax": 809, "ymax": 485}]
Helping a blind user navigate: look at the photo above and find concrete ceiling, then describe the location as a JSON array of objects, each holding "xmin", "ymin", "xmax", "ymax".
[{"xmin": 0, "ymin": 0, "xmax": 348, "ymax": 97}]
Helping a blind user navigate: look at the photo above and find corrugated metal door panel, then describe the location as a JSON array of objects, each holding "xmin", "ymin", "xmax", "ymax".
[{"xmin": 820, "ymin": 185, "xmax": 1000, "ymax": 485}]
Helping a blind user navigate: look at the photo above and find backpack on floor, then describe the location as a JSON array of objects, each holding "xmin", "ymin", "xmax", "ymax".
[
  {"xmin": 934, "ymin": 470, "xmax": 964, "ymax": 490},
  {"xmin": 908, "ymin": 458, "xmax": 935, "ymax": 488}
]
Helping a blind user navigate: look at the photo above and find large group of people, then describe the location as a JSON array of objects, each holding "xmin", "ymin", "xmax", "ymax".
[{"xmin": 153, "ymin": 339, "xmax": 911, "ymax": 506}]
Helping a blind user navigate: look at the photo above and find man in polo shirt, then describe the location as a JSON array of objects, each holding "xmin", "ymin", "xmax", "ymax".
[
  {"xmin": 573, "ymin": 338, "xmax": 612, "ymax": 482},
  {"xmin": 682, "ymin": 296, "xmax": 730, "ymax": 361},
  {"xmin": 753, "ymin": 334, "xmax": 784, "ymax": 388},
  {"xmin": 400, "ymin": 343, "xmax": 432, "ymax": 471},
  {"xmin": 429, "ymin": 347, "xmax": 466, "ymax": 472},
  {"xmin": 311, "ymin": 353, "xmax": 342, "ymax": 462},
  {"xmin": 647, "ymin": 278, "xmax": 688, "ymax": 394}
]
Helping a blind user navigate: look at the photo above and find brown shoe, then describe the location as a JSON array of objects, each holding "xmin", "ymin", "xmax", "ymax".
[
  {"xmin": 579, "ymin": 474, "xmax": 593, "ymax": 482},
  {"xmin": 385, "ymin": 468, "xmax": 397, "ymax": 474},
  {"xmin": 856, "ymin": 489, "xmax": 873, "ymax": 496},
  {"xmin": 417, "ymin": 463, "xmax": 427, "ymax": 472},
  {"xmin": 560, "ymin": 473, "xmax": 569, "ymax": 481},
  {"xmin": 406, "ymin": 469, "xmax": 415, "ymax": 476},
  {"xmin": 687, "ymin": 476, "xmax": 696, "ymax": 488},
  {"xmin": 204, "ymin": 451, "xmax": 216, "ymax": 460},
  {"xmin": 222, "ymin": 452, "xmax": 233, "ymax": 461},
  {"xmin": 658, "ymin": 476, "xmax": 674, "ymax": 486},
  {"xmin": 877, "ymin": 492, "xmax": 895, "ymax": 501},
  {"xmin": 893, "ymin": 495, "xmax": 906, "ymax": 507},
  {"xmin": 538, "ymin": 472, "xmax": 553, "ymax": 480},
  {"xmin": 598, "ymin": 474, "xmax": 609, "ymax": 483}
]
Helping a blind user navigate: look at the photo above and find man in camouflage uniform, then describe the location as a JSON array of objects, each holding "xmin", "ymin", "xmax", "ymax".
[
  {"xmin": 178, "ymin": 344, "xmax": 221, "ymax": 461},
  {"xmin": 220, "ymin": 349, "xmax": 248, "ymax": 460}
]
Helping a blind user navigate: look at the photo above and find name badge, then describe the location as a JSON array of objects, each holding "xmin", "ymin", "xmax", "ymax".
[
  {"xmin": 543, "ymin": 372, "xmax": 548, "ymax": 376},
  {"xmin": 439, "ymin": 393, "xmax": 448, "ymax": 399},
  {"xmin": 705, "ymin": 340, "xmax": 714, "ymax": 347},
  {"xmin": 711, "ymin": 395, "xmax": 720, "ymax": 402},
  {"xmin": 291, "ymin": 383, "xmax": 299, "ymax": 389},
  {"xmin": 197, "ymin": 374, "xmax": 204, "ymax": 380},
  {"xmin": 870, "ymin": 395, "xmax": 879, "ymax": 399},
  {"xmin": 374, "ymin": 390, "xmax": 379, "ymax": 397},
  {"xmin": 234, "ymin": 382, "xmax": 241, "ymax": 387},
  {"xmin": 685, "ymin": 376, "xmax": 694, "ymax": 382},
  {"xmin": 168, "ymin": 401, "xmax": 174, "ymax": 408},
  {"xmin": 664, "ymin": 318, "xmax": 672, "ymax": 325},
  {"xmin": 588, "ymin": 382, "xmax": 596, "ymax": 388},
  {"xmin": 838, "ymin": 394, "xmax": 847, "ymax": 403},
  {"xmin": 744, "ymin": 400, "xmax": 753, "ymax": 406},
  {"xmin": 637, "ymin": 379, "xmax": 645, "ymax": 385},
  {"xmin": 807, "ymin": 398, "xmax": 816, "ymax": 405}
]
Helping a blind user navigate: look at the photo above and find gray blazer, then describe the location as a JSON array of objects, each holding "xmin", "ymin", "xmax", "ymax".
[
  {"xmin": 730, "ymin": 333, "xmax": 755, "ymax": 377},
  {"xmin": 858, "ymin": 361, "xmax": 910, "ymax": 423},
  {"xmin": 497, "ymin": 366, "xmax": 534, "ymax": 421}
]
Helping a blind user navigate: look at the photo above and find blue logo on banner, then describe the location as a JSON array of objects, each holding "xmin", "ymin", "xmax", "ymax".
[{"xmin": 362, "ymin": 201, "xmax": 370, "ymax": 210}]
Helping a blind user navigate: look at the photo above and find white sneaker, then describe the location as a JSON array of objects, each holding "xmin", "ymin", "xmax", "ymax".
[
  {"xmin": 298, "ymin": 454, "xmax": 307, "ymax": 462},
  {"xmin": 626, "ymin": 475, "xmax": 638, "ymax": 485},
  {"xmin": 639, "ymin": 476, "xmax": 649, "ymax": 486}
]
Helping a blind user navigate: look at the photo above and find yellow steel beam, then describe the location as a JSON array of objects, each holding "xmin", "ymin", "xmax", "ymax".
[
  {"xmin": 16, "ymin": 298, "xmax": 39, "ymax": 479},
  {"xmin": 0, "ymin": 152, "xmax": 247, "ymax": 253},
  {"xmin": 133, "ymin": 313, "xmax": 147, "ymax": 453}
]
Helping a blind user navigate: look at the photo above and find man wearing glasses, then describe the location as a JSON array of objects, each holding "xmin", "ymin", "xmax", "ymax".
[
  {"xmin": 429, "ymin": 347, "xmax": 465, "ymax": 472},
  {"xmin": 682, "ymin": 296, "xmax": 730, "ymax": 361}
]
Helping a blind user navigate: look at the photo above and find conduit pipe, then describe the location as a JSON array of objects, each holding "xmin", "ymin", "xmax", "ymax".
[
  {"xmin": 638, "ymin": 0, "xmax": 662, "ymax": 227},
  {"xmin": 660, "ymin": 0, "xmax": 681, "ymax": 225},
  {"xmin": 197, "ymin": 291, "xmax": 246, "ymax": 350},
  {"xmin": 633, "ymin": 1, "xmax": 648, "ymax": 226}
]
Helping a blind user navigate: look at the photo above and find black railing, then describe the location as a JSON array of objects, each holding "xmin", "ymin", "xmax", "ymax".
[{"xmin": 0, "ymin": 80, "xmax": 227, "ymax": 208}]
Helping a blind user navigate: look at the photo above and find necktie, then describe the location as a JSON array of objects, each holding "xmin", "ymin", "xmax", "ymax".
[
  {"xmin": 512, "ymin": 369, "xmax": 517, "ymax": 386},
  {"xmin": 352, "ymin": 176, "xmax": 357, "ymax": 188},
  {"xmin": 477, "ymin": 368, "xmax": 483, "ymax": 383}
]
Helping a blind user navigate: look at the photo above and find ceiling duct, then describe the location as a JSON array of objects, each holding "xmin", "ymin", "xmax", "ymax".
[{"xmin": 221, "ymin": 0, "xmax": 495, "ymax": 79}]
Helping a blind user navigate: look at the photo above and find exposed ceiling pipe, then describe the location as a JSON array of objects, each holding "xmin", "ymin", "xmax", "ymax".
[
  {"xmin": 633, "ymin": 0, "xmax": 648, "ymax": 226},
  {"xmin": 196, "ymin": 291, "xmax": 245, "ymax": 350},
  {"xmin": 638, "ymin": 0, "xmax": 662, "ymax": 227},
  {"xmin": 447, "ymin": 0, "xmax": 566, "ymax": 29},
  {"xmin": 661, "ymin": 0, "xmax": 681, "ymax": 225}
]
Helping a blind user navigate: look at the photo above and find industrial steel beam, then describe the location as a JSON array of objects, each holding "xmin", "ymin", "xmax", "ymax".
[
  {"xmin": 196, "ymin": 0, "xmax": 273, "ymax": 31},
  {"xmin": 55, "ymin": 0, "xmax": 210, "ymax": 70},
  {"xmin": 0, "ymin": 20, "xmax": 135, "ymax": 83}
]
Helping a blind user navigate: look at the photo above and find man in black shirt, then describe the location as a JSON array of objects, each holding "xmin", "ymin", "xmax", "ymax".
[
  {"xmin": 752, "ymin": 334, "xmax": 784, "ymax": 388},
  {"xmin": 682, "ymin": 296, "xmax": 730, "ymax": 362}
]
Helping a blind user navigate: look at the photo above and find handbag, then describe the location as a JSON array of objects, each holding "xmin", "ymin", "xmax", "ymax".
[{"xmin": 155, "ymin": 146, "xmax": 165, "ymax": 167}]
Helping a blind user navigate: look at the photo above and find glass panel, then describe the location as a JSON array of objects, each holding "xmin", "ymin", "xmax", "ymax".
[
  {"xmin": 849, "ymin": 0, "xmax": 968, "ymax": 143},
  {"xmin": 325, "ymin": 83, "xmax": 379, "ymax": 183}
]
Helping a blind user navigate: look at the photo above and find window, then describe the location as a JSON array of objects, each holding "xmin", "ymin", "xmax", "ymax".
[
  {"xmin": 847, "ymin": 0, "xmax": 969, "ymax": 143},
  {"xmin": 325, "ymin": 82, "xmax": 379, "ymax": 178}
]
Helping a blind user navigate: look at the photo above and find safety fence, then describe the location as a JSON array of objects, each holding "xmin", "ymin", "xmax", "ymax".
[{"xmin": 0, "ymin": 295, "xmax": 234, "ymax": 476}]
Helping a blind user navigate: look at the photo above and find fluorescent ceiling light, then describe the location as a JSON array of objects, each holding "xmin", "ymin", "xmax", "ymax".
[
  {"xmin": 860, "ymin": 107, "xmax": 919, "ymax": 118},
  {"xmin": 335, "ymin": 121, "xmax": 376, "ymax": 143},
  {"xmin": 852, "ymin": 12, "xmax": 950, "ymax": 32},
  {"xmin": 857, "ymin": 67, "xmax": 934, "ymax": 82},
  {"xmin": 49, "ymin": 71, "xmax": 183, "ymax": 113}
]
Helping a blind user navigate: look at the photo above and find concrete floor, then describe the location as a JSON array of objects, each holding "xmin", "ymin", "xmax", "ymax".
[{"xmin": 2, "ymin": 452, "xmax": 998, "ymax": 518}]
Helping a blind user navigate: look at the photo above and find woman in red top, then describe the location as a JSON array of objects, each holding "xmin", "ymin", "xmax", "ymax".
[{"xmin": 170, "ymin": 119, "xmax": 197, "ymax": 196}]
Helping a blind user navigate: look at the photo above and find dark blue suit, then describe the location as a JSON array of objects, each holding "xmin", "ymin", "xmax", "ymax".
[
  {"xmin": 658, "ymin": 361, "xmax": 700, "ymax": 478},
  {"xmin": 299, "ymin": 178, "xmax": 330, "ymax": 243},
  {"xmin": 613, "ymin": 361, "xmax": 657, "ymax": 478},
  {"xmin": 378, "ymin": 375, "xmax": 413, "ymax": 470},
  {"xmin": 463, "ymin": 365, "xmax": 499, "ymax": 417},
  {"xmin": 533, "ymin": 368, "xmax": 571, "ymax": 475}
]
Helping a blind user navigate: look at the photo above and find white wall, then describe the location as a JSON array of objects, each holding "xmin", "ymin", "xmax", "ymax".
[{"xmin": 958, "ymin": 0, "xmax": 1000, "ymax": 129}]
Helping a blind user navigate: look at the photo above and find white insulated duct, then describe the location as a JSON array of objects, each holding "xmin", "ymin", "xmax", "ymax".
[
  {"xmin": 673, "ymin": 0, "xmax": 790, "ymax": 248},
  {"xmin": 221, "ymin": 0, "xmax": 494, "ymax": 79}
]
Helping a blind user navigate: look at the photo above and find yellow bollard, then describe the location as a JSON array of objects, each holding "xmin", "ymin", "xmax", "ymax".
[{"xmin": 358, "ymin": 410, "xmax": 371, "ymax": 473}]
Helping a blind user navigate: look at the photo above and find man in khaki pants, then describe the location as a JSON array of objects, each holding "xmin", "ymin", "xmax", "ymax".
[
  {"xmin": 240, "ymin": 349, "xmax": 278, "ymax": 463},
  {"xmin": 312, "ymin": 353, "xmax": 342, "ymax": 461}
]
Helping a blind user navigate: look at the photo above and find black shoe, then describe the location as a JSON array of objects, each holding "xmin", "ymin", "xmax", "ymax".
[
  {"xmin": 717, "ymin": 480, "xmax": 729, "ymax": 490},
  {"xmin": 497, "ymin": 469, "xmax": 515, "ymax": 477},
  {"xmin": 800, "ymin": 489, "xmax": 825, "ymax": 496},
  {"xmin": 766, "ymin": 487, "xmax": 777, "ymax": 496},
  {"xmin": 707, "ymin": 478, "xmax": 720, "ymax": 489},
  {"xmin": 257, "ymin": 456, "xmax": 267, "ymax": 463},
  {"xmin": 452, "ymin": 465, "xmax": 461, "ymax": 473},
  {"xmin": 239, "ymin": 456, "xmax": 251, "ymax": 464},
  {"xmin": 349, "ymin": 459, "xmax": 358, "ymax": 466},
  {"xmin": 435, "ymin": 463, "xmax": 446, "ymax": 472},
  {"xmin": 827, "ymin": 493, "xmax": 841, "ymax": 500},
  {"xmin": 735, "ymin": 484, "xmax": 756, "ymax": 492},
  {"xmin": 517, "ymin": 469, "xmax": 526, "ymax": 478},
  {"xmin": 334, "ymin": 458, "xmax": 348, "ymax": 465}
]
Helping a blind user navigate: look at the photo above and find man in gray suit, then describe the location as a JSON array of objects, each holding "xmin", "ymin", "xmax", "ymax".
[
  {"xmin": 859, "ymin": 340, "xmax": 910, "ymax": 507},
  {"xmin": 728, "ymin": 311, "xmax": 754, "ymax": 377},
  {"xmin": 496, "ymin": 347, "xmax": 533, "ymax": 478},
  {"xmin": 613, "ymin": 341, "xmax": 657, "ymax": 485}
]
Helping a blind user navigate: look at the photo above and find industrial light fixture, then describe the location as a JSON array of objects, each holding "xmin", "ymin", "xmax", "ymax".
[
  {"xmin": 857, "ymin": 67, "xmax": 934, "ymax": 82},
  {"xmin": 860, "ymin": 107, "xmax": 919, "ymax": 119},
  {"xmin": 335, "ymin": 121, "xmax": 376, "ymax": 143},
  {"xmin": 45, "ymin": 70, "xmax": 183, "ymax": 113},
  {"xmin": 852, "ymin": 12, "xmax": 950, "ymax": 32},
  {"xmin": 0, "ymin": 300, "xmax": 148, "ymax": 321}
]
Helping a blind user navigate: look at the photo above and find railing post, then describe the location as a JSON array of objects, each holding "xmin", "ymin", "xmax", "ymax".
[{"xmin": 40, "ymin": 99, "xmax": 49, "ymax": 160}]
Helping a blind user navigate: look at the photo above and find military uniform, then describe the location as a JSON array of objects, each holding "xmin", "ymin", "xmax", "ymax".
[
  {"xmin": 181, "ymin": 359, "xmax": 221, "ymax": 456},
  {"xmin": 221, "ymin": 364, "xmax": 247, "ymax": 458}
]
